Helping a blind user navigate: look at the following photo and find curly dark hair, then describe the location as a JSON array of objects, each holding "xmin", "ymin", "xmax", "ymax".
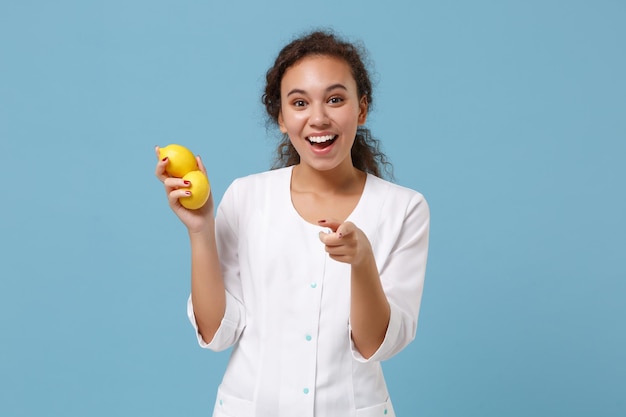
[{"xmin": 262, "ymin": 30, "xmax": 393, "ymax": 179}]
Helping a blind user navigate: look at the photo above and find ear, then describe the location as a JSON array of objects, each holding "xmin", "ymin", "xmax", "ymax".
[
  {"xmin": 358, "ymin": 96, "xmax": 368, "ymax": 125},
  {"xmin": 278, "ymin": 111, "xmax": 288, "ymax": 133}
]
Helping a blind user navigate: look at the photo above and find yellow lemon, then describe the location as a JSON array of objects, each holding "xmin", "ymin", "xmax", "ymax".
[
  {"xmin": 180, "ymin": 170, "xmax": 210, "ymax": 210},
  {"xmin": 159, "ymin": 144, "xmax": 198, "ymax": 178}
]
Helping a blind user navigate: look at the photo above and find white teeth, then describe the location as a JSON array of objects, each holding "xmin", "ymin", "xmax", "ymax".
[{"xmin": 307, "ymin": 135, "xmax": 335, "ymax": 143}]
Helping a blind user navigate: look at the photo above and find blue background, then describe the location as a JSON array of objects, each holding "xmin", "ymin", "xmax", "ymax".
[{"xmin": 1, "ymin": 1, "xmax": 624, "ymax": 416}]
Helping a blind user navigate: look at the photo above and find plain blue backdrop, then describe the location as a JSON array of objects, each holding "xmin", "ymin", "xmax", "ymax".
[{"xmin": 1, "ymin": 1, "xmax": 624, "ymax": 416}]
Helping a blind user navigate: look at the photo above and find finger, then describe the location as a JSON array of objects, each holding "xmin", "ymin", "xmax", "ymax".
[
  {"xmin": 197, "ymin": 155, "xmax": 207, "ymax": 175},
  {"xmin": 155, "ymin": 157, "xmax": 170, "ymax": 182},
  {"xmin": 318, "ymin": 218, "xmax": 341, "ymax": 232},
  {"xmin": 167, "ymin": 189, "xmax": 191, "ymax": 206},
  {"xmin": 154, "ymin": 145, "xmax": 161, "ymax": 159},
  {"xmin": 324, "ymin": 245, "xmax": 354, "ymax": 263},
  {"xmin": 328, "ymin": 253, "xmax": 351, "ymax": 263},
  {"xmin": 324, "ymin": 242, "xmax": 350, "ymax": 255},
  {"xmin": 164, "ymin": 177, "xmax": 190, "ymax": 191},
  {"xmin": 319, "ymin": 230, "xmax": 336, "ymax": 245},
  {"xmin": 319, "ymin": 230, "xmax": 347, "ymax": 247},
  {"xmin": 335, "ymin": 221, "xmax": 355, "ymax": 239}
]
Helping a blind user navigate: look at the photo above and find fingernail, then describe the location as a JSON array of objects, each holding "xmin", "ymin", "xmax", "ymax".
[
  {"xmin": 318, "ymin": 219, "xmax": 327, "ymax": 223},
  {"xmin": 338, "ymin": 233, "xmax": 343, "ymax": 239},
  {"xmin": 162, "ymin": 157, "xmax": 168, "ymax": 162},
  {"xmin": 184, "ymin": 180, "xmax": 190, "ymax": 185},
  {"xmin": 185, "ymin": 191, "xmax": 191, "ymax": 195}
]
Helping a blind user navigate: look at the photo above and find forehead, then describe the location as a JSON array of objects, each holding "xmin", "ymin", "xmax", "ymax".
[{"xmin": 280, "ymin": 55, "xmax": 356, "ymax": 93}]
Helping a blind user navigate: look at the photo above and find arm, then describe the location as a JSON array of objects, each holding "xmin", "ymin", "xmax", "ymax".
[
  {"xmin": 189, "ymin": 222, "xmax": 226, "ymax": 343},
  {"xmin": 319, "ymin": 192, "xmax": 430, "ymax": 360},
  {"xmin": 349, "ymin": 237, "xmax": 390, "ymax": 358},
  {"xmin": 318, "ymin": 220, "xmax": 390, "ymax": 359},
  {"xmin": 155, "ymin": 148, "xmax": 226, "ymax": 343}
]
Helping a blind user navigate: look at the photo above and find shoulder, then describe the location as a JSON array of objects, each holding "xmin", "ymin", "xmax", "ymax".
[
  {"xmin": 217, "ymin": 167, "xmax": 294, "ymax": 230},
  {"xmin": 362, "ymin": 174, "xmax": 430, "ymax": 234},
  {"xmin": 219, "ymin": 167, "xmax": 291, "ymax": 212},
  {"xmin": 366, "ymin": 174, "xmax": 428, "ymax": 209},
  {"xmin": 229, "ymin": 167, "xmax": 291, "ymax": 190}
]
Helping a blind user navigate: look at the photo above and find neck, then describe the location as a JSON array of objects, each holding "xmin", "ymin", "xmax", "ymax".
[{"xmin": 291, "ymin": 163, "xmax": 365, "ymax": 194}]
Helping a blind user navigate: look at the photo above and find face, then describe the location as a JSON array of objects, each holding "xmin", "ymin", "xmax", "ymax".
[{"xmin": 278, "ymin": 55, "xmax": 368, "ymax": 173}]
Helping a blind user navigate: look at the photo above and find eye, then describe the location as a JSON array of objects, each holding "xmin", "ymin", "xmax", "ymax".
[
  {"xmin": 328, "ymin": 96, "xmax": 344, "ymax": 104},
  {"xmin": 293, "ymin": 99, "xmax": 307, "ymax": 107}
]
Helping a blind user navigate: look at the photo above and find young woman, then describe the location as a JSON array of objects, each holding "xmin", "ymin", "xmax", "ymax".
[{"xmin": 155, "ymin": 30, "xmax": 430, "ymax": 417}]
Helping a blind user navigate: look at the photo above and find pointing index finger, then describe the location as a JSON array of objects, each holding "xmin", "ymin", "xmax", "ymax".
[{"xmin": 318, "ymin": 219, "xmax": 341, "ymax": 232}]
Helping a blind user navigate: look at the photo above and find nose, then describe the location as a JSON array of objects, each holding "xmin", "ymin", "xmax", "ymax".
[{"xmin": 309, "ymin": 103, "xmax": 330, "ymax": 127}]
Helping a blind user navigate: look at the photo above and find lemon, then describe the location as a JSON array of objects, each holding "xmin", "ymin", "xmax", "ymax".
[
  {"xmin": 159, "ymin": 144, "xmax": 198, "ymax": 178},
  {"xmin": 180, "ymin": 170, "xmax": 210, "ymax": 210}
]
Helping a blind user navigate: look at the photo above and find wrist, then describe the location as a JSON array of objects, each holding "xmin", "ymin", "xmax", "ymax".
[
  {"xmin": 188, "ymin": 221, "xmax": 215, "ymax": 241},
  {"xmin": 351, "ymin": 249, "xmax": 377, "ymax": 279}
]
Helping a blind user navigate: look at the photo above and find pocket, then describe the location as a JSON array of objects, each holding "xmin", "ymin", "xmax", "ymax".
[
  {"xmin": 212, "ymin": 386, "xmax": 254, "ymax": 417},
  {"xmin": 355, "ymin": 397, "xmax": 395, "ymax": 417}
]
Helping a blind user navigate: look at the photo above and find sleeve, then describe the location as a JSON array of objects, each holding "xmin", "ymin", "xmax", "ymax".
[
  {"xmin": 351, "ymin": 191, "xmax": 430, "ymax": 362},
  {"xmin": 187, "ymin": 180, "xmax": 247, "ymax": 351}
]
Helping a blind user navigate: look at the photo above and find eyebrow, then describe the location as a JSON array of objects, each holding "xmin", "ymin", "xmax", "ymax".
[{"xmin": 286, "ymin": 83, "xmax": 348, "ymax": 97}]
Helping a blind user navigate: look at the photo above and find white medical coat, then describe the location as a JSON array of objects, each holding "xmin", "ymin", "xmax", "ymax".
[{"xmin": 188, "ymin": 166, "xmax": 430, "ymax": 417}]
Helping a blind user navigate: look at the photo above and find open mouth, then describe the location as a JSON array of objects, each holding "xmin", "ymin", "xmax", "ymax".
[{"xmin": 307, "ymin": 134, "xmax": 337, "ymax": 148}]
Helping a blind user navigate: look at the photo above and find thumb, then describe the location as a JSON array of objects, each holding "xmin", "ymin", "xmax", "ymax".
[
  {"xmin": 336, "ymin": 221, "xmax": 355, "ymax": 239},
  {"xmin": 197, "ymin": 155, "xmax": 207, "ymax": 175}
]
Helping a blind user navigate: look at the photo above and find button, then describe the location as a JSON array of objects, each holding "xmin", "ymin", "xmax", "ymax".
[
  {"xmin": 305, "ymin": 334, "xmax": 312, "ymax": 341},
  {"xmin": 310, "ymin": 282, "xmax": 317, "ymax": 288},
  {"xmin": 384, "ymin": 408, "xmax": 388, "ymax": 415},
  {"xmin": 303, "ymin": 388, "xmax": 310, "ymax": 394}
]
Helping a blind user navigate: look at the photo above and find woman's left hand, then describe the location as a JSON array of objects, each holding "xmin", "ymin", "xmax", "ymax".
[
  {"xmin": 319, "ymin": 218, "xmax": 388, "ymax": 358},
  {"xmin": 317, "ymin": 219, "xmax": 373, "ymax": 267}
]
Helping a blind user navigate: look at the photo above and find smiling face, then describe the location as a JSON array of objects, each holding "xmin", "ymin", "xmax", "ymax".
[{"xmin": 278, "ymin": 54, "xmax": 368, "ymax": 173}]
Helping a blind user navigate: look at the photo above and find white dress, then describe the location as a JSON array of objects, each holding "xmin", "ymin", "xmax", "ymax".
[{"xmin": 188, "ymin": 166, "xmax": 430, "ymax": 417}]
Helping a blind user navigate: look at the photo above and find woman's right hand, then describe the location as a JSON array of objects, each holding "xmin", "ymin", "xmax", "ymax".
[{"xmin": 154, "ymin": 146, "xmax": 215, "ymax": 234}]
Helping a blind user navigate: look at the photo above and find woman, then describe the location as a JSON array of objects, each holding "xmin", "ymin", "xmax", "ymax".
[{"xmin": 155, "ymin": 30, "xmax": 430, "ymax": 417}]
